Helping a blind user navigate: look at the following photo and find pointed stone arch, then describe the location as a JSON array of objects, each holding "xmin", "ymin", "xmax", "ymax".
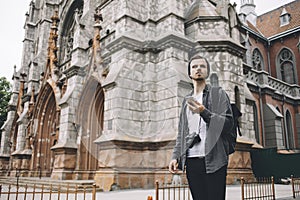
[
  {"xmin": 30, "ymin": 82, "xmax": 59, "ymax": 177},
  {"xmin": 75, "ymin": 77, "xmax": 104, "ymax": 179}
]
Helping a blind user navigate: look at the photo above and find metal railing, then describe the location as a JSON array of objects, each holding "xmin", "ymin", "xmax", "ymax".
[
  {"xmin": 241, "ymin": 176, "xmax": 275, "ymax": 200},
  {"xmin": 152, "ymin": 180, "xmax": 191, "ymax": 200},
  {"xmin": 0, "ymin": 183, "xmax": 97, "ymax": 200}
]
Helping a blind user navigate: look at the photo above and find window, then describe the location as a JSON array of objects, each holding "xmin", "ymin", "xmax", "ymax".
[
  {"xmin": 59, "ymin": 1, "xmax": 84, "ymax": 64},
  {"xmin": 252, "ymin": 49, "xmax": 264, "ymax": 71},
  {"xmin": 210, "ymin": 73, "xmax": 219, "ymax": 87},
  {"xmin": 241, "ymin": 0, "xmax": 254, "ymax": 4},
  {"xmin": 280, "ymin": 8, "xmax": 290, "ymax": 26},
  {"xmin": 285, "ymin": 111, "xmax": 294, "ymax": 149},
  {"xmin": 275, "ymin": 106, "xmax": 285, "ymax": 148},
  {"xmin": 253, "ymin": 103, "xmax": 260, "ymax": 144},
  {"xmin": 234, "ymin": 86, "xmax": 240, "ymax": 109},
  {"xmin": 278, "ymin": 49, "xmax": 296, "ymax": 84},
  {"xmin": 281, "ymin": 16, "xmax": 287, "ymax": 23}
]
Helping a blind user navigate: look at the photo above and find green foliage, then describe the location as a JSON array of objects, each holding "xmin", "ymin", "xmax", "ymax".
[{"xmin": 0, "ymin": 77, "xmax": 12, "ymax": 128}]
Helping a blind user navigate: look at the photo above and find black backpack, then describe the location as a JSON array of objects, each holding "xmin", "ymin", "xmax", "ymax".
[
  {"xmin": 211, "ymin": 87, "xmax": 242, "ymax": 154},
  {"xmin": 228, "ymin": 103, "xmax": 242, "ymax": 154}
]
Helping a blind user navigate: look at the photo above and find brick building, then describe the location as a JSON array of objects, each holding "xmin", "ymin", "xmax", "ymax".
[
  {"xmin": 0, "ymin": 0, "xmax": 299, "ymax": 191},
  {"xmin": 239, "ymin": 0, "xmax": 300, "ymax": 151}
]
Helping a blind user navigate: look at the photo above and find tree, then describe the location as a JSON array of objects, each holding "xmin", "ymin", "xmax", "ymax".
[{"xmin": 0, "ymin": 77, "xmax": 12, "ymax": 129}]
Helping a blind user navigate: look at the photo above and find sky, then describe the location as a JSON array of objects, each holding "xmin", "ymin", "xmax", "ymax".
[{"xmin": 0, "ymin": 0, "xmax": 296, "ymax": 82}]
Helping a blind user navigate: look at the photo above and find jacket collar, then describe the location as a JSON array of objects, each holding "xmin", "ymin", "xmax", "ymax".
[
  {"xmin": 203, "ymin": 84, "xmax": 210, "ymax": 94},
  {"xmin": 189, "ymin": 84, "xmax": 211, "ymax": 95}
]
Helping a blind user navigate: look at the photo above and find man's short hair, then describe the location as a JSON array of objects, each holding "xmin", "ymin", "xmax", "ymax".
[{"xmin": 187, "ymin": 55, "xmax": 210, "ymax": 79}]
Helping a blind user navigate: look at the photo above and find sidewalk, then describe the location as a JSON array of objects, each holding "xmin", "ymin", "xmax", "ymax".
[
  {"xmin": 0, "ymin": 184, "xmax": 298, "ymax": 199},
  {"xmin": 0, "ymin": 178, "xmax": 298, "ymax": 200},
  {"xmin": 95, "ymin": 184, "xmax": 298, "ymax": 200}
]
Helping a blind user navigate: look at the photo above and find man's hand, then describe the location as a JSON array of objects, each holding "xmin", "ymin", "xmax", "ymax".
[
  {"xmin": 187, "ymin": 99, "xmax": 205, "ymax": 113},
  {"xmin": 169, "ymin": 159, "xmax": 179, "ymax": 174}
]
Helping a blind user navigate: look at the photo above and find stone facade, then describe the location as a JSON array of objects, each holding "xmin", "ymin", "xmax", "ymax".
[{"xmin": 1, "ymin": 0, "xmax": 300, "ymax": 191}]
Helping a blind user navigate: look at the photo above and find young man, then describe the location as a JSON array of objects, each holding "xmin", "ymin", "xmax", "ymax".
[{"xmin": 168, "ymin": 55, "xmax": 234, "ymax": 200}]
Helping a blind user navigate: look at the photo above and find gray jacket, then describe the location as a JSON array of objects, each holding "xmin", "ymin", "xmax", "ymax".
[{"xmin": 172, "ymin": 84, "xmax": 234, "ymax": 173}]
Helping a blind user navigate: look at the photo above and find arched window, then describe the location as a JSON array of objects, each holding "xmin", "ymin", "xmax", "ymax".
[
  {"xmin": 285, "ymin": 110, "xmax": 294, "ymax": 149},
  {"xmin": 277, "ymin": 48, "xmax": 296, "ymax": 84},
  {"xmin": 276, "ymin": 106, "xmax": 285, "ymax": 148},
  {"xmin": 234, "ymin": 86, "xmax": 240, "ymax": 109},
  {"xmin": 59, "ymin": 0, "xmax": 84, "ymax": 64},
  {"xmin": 252, "ymin": 48, "xmax": 264, "ymax": 71},
  {"xmin": 253, "ymin": 103, "xmax": 260, "ymax": 144},
  {"xmin": 210, "ymin": 73, "xmax": 219, "ymax": 87}
]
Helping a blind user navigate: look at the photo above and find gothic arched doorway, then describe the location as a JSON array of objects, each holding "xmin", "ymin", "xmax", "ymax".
[
  {"xmin": 31, "ymin": 83, "xmax": 58, "ymax": 177},
  {"xmin": 76, "ymin": 79, "xmax": 104, "ymax": 179}
]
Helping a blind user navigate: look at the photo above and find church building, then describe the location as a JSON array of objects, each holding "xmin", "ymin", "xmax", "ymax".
[{"xmin": 0, "ymin": 0, "xmax": 299, "ymax": 191}]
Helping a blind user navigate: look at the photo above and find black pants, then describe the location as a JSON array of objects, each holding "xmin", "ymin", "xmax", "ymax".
[{"xmin": 186, "ymin": 157, "xmax": 227, "ymax": 200}]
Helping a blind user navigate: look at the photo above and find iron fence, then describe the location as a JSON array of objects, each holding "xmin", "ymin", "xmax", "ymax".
[
  {"xmin": 241, "ymin": 176, "xmax": 275, "ymax": 200},
  {"xmin": 292, "ymin": 175, "xmax": 300, "ymax": 199},
  {"xmin": 0, "ymin": 183, "xmax": 97, "ymax": 200}
]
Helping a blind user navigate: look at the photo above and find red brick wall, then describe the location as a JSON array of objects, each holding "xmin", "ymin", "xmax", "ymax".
[{"xmin": 269, "ymin": 36, "xmax": 300, "ymax": 81}]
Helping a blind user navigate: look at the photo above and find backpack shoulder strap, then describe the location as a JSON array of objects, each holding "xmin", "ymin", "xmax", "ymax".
[{"xmin": 210, "ymin": 86, "xmax": 221, "ymax": 112}]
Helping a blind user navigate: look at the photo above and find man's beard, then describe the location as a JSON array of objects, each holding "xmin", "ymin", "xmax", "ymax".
[{"xmin": 191, "ymin": 77, "xmax": 205, "ymax": 81}]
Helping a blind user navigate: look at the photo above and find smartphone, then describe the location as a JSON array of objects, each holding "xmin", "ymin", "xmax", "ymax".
[{"xmin": 185, "ymin": 96, "xmax": 196, "ymax": 102}]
